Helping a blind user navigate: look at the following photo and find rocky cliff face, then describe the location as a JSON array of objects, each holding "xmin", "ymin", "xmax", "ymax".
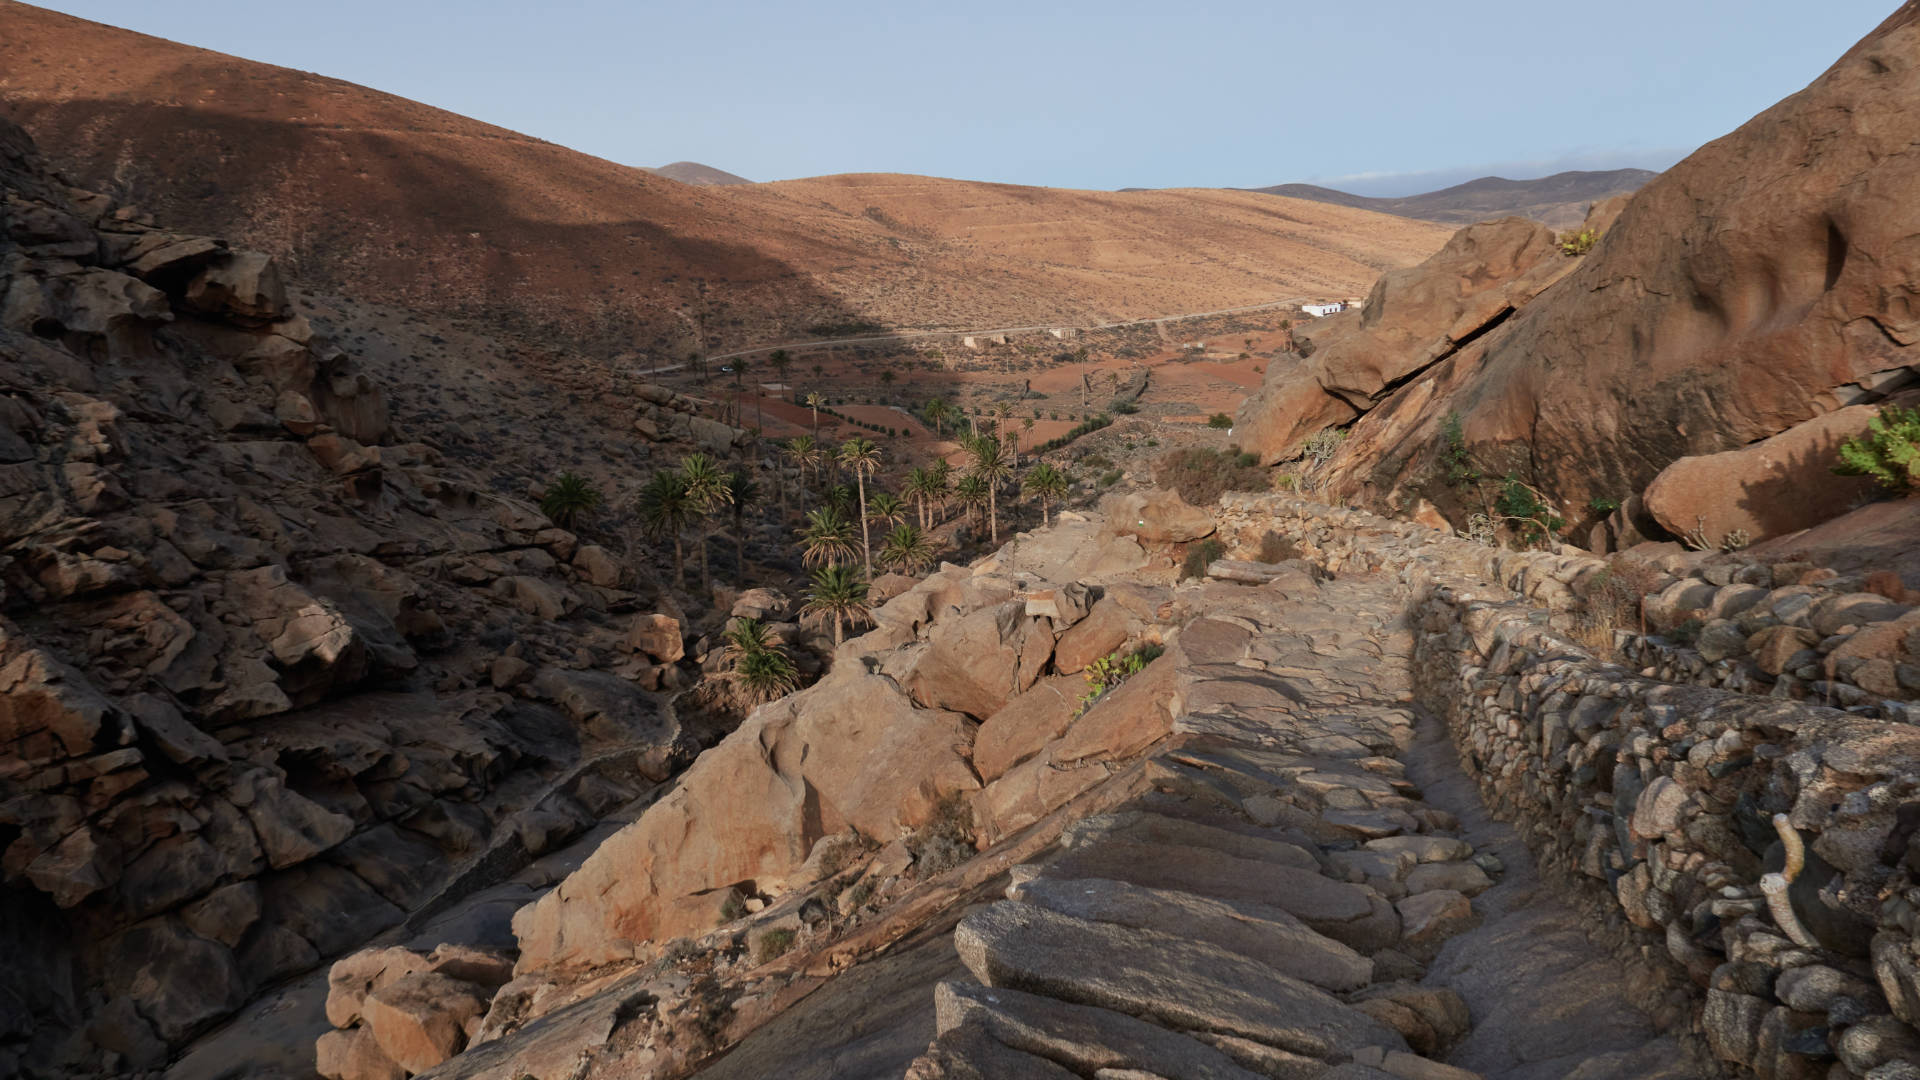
[
  {"xmin": 1236, "ymin": 3, "xmax": 1920, "ymax": 551},
  {"xmin": 0, "ymin": 117, "xmax": 697, "ymax": 1076}
]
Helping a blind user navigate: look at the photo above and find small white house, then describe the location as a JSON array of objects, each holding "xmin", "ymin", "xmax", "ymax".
[{"xmin": 1301, "ymin": 302, "xmax": 1346, "ymax": 318}]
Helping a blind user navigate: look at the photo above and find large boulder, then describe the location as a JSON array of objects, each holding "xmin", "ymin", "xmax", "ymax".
[
  {"xmin": 511, "ymin": 667, "xmax": 979, "ymax": 970},
  {"xmin": 1099, "ymin": 489, "xmax": 1216, "ymax": 546},
  {"xmin": 902, "ymin": 599, "xmax": 1055, "ymax": 720},
  {"xmin": 1642, "ymin": 404, "xmax": 1887, "ymax": 545},
  {"xmin": 1237, "ymin": 216, "xmax": 1573, "ymax": 463}
]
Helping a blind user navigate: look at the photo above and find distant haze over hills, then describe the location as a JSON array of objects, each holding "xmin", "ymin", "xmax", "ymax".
[
  {"xmin": 1249, "ymin": 169, "xmax": 1658, "ymax": 229},
  {"xmin": 642, "ymin": 161, "xmax": 752, "ymax": 186}
]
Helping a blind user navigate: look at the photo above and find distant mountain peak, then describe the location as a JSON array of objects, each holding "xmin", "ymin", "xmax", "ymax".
[
  {"xmin": 644, "ymin": 162, "xmax": 752, "ymax": 186},
  {"xmin": 1249, "ymin": 168, "xmax": 1657, "ymax": 229}
]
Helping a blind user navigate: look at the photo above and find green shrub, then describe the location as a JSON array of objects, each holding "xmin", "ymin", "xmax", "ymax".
[
  {"xmin": 1834, "ymin": 405, "xmax": 1920, "ymax": 493},
  {"xmin": 1257, "ymin": 531, "xmax": 1299, "ymax": 563},
  {"xmin": 1098, "ymin": 469, "xmax": 1123, "ymax": 487},
  {"xmin": 1207, "ymin": 413, "xmax": 1233, "ymax": 429},
  {"xmin": 1589, "ymin": 496, "xmax": 1621, "ymax": 514},
  {"xmin": 754, "ymin": 927, "xmax": 797, "ymax": 962},
  {"xmin": 1113, "ymin": 400, "xmax": 1140, "ymax": 415},
  {"xmin": 1180, "ymin": 538, "xmax": 1226, "ymax": 581},
  {"xmin": 1303, "ymin": 427, "xmax": 1347, "ymax": 465},
  {"xmin": 1494, "ymin": 475, "xmax": 1566, "ymax": 546}
]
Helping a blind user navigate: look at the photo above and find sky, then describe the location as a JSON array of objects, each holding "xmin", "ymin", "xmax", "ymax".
[{"xmin": 32, "ymin": 0, "xmax": 1901, "ymax": 195}]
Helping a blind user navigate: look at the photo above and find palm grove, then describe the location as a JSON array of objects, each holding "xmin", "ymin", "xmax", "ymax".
[{"xmin": 541, "ymin": 420, "xmax": 1075, "ymax": 707}]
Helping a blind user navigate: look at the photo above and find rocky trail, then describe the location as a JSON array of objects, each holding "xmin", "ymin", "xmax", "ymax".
[
  {"xmin": 884, "ymin": 562, "xmax": 1708, "ymax": 1080},
  {"xmin": 295, "ymin": 489, "xmax": 1920, "ymax": 1080}
]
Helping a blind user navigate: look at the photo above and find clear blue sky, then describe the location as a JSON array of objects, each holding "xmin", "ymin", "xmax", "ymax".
[{"xmin": 33, "ymin": 0, "xmax": 1899, "ymax": 194}]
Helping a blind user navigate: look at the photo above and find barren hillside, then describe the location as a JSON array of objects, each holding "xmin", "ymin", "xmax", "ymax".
[{"xmin": 0, "ymin": 1, "xmax": 1448, "ymax": 357}]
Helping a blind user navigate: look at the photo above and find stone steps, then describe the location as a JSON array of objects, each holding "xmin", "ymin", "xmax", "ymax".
[{"xmin": 904, "ymin": 571, "xmax": 1691, "ymax": 1080}]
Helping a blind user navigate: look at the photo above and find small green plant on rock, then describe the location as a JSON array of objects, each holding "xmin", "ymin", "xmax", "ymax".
[
  {"xmin": 1833, "ymin": 404, "xmax": 1920, "ymax": 493},
  {"xmin": 1440, "ymin": 412, "xmax": 1478, "ymax": 486},
  {"xmin": 1207, "ymin": 413, "xmax": 1234, "ymax": 429},
  {"xmin": 1589, "ymin": 495, "xmax": 1621, "ymax": 514},
  {"xmin": 540, "ymin": 472, "xmax": 602, "ymax": 529},
  {"xmin": 1560, "ymin": 227, "xmax": 1601, "ymax": 256},
  {"xmin": 1076, "ymin": 644, "xmax": 1164, "ymax": 714}
]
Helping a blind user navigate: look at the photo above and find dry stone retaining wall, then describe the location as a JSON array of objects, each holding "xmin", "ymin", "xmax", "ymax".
[{"xmin": 1216, "ymin": 494, "xmax": 1920, "ymax": 1080}]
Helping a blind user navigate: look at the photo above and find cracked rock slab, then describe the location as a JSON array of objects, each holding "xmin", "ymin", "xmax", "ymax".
[
  {"xmin": 954, "ymin": 901, "xmax": 1405, "ymax": 1059},
  {"xmin": 1009, "ymin": 876, "xmax": 1373, "ymax": 992}
]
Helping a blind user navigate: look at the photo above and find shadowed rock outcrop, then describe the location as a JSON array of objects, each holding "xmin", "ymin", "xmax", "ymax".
[
  {"xmin": 1237, "ymin": 3, "xmax": 1920, "ymax": 546},
  {"xmin": 0, "ymin": 116, "xmax": 696, "ymax": 1074}
]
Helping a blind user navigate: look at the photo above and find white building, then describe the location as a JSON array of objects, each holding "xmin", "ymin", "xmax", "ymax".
[{"xmin": 1301, "ymin": 302, "xmax": 1346, "ymax": 318}]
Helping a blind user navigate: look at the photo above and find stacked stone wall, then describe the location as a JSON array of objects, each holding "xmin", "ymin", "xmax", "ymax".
[{"xmin": 1216, "ymin": 494, "xmax": 1920, "ymax": 1079}]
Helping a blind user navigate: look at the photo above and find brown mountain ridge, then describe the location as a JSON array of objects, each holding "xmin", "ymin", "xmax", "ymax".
[
  {"xmin": 1251, "ymin": 168, "xmax": 1657, "ymax": 229},
  {"xmin": 0, "ymin": 1, "xmax": 1449, "ymax": 358}
]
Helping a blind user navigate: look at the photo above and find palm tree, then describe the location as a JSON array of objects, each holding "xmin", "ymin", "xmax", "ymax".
[
  {"xmin": 731, "ymin": 355, "xmax": 751, "ymax": 390},
  {"xmin": 636, "ymin": 471, "xmax": 694, "ymax": 586},
  {"xmin": 965, "ymin": 434, "xmax": 1013, "ymax": 544},
  {"xmin": 724, "ymin": 616, "xmax": 779, "ymax": 656},
  {"xmin": 879, "ymin": 369, "xmax": 896, "ymax": 397},
  {"xmin": 802, "ymin": 564, "xmax": 870, "ymax": 647},
  {"xmin": 878, "ymin": 524, "xmax": 936, "ymax": 575},
  {"xmin": 824, "ymin": 484, "xmax": 855, "ymax": 515},
  {"xmin": 837, "ymin": 437, "xmax": 881, "ymax": 579},
  {"xmin": 924, "ymin": 397, "xmax": 950, "ymax": 438},
  {"xmin": 867, "ymin": 492, "xmax": 908, "ymax": 532},
  {"xmin": 928, "ymin": 459, "xmax": 954, "ymax": 524},
  {"xmin": 805, "ymin": 392, "xmax": 823, "ymax": 439},
  {"xmin": 782, "ymin": 436, "xmax": 820, "ymax": 516},
  {"xmin": 1022, "ymin": 463, "xmax": 1068, "ymax": 526},
  {"xmin": 769, "ymin": 349, "xmax": 792, "ymax": 390},
  {"xmin": 901, "ymin": 466, "xmax": 940, "ymax": 530},
  {"xmin": 954, "ymin": 473, "xmax": 989, "ymax": 531},
  {"xmin": 727, "ymin": 469, "xmax": 760, "ymax": 577},
  {"xmin": 724, "ymin": 618, "xmax": 799, "ymax": 704},
  {"xmin": 1021, "ymin": 417, "xmax": 1036, "ymax": 457},
  {"xmin": 679, "ymin": 454, "xmax": 734, "ymax": 591},
  {"xmin": 540, "ymin": 472, "xmax": 602, "ymax": 530},
  {"xmin": 799, "ymin": 507, "xmax": 857, "ymax": 568}
]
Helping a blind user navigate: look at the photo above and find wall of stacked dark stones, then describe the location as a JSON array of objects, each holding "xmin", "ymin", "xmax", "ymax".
[{"xmin": 1214, "ymin": 494, "xmax": 1920, "ymax": 1079}]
